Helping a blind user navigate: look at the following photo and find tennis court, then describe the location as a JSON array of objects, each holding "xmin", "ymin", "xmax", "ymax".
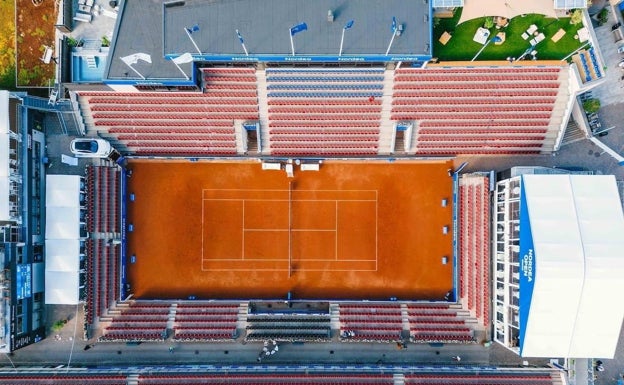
[
  {"xmin": 201, "ymin": 187, "xmax": 378, "ymax": 273},
  {"xmin": 125, "ymin": 160, "xmax": 454, "ymax": 300}
]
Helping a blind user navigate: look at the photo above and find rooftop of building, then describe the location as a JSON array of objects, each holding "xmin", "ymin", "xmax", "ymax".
[{"xmin": 105, "ymin": 0, "xmax": 432, "ymax": 81}]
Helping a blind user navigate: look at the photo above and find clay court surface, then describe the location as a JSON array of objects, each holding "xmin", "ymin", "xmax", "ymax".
[{"xmin": 126, "ymin": 160, "xmax": 454, "ymax": 300}]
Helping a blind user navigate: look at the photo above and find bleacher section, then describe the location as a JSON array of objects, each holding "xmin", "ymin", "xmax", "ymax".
[
  {"xmin": 77, "ymin": 68, "xmax": 260, "ymax": 156},
  {"xmin": 404, "ymin": 372, "xmax": 557, "ymax": 384},
  {"xmin": 458, "ymin": 175, "xmax": 491, "ymax": 328},
  {"xmin": 138, "ymin": 373, "xmax": 394, "ymax": 384},
  {"xmin": 173, "ymin": 302, "xmax": 239, "ymax": 341},
  {"xmin": 100, "ymin": 302, "xmax": 170, "ymax": 342},
  {"xmin": 84, "ymin": 165, "xmax": 121, "ymax": 328},
  {"xmin": 74, "ymin": 65, "xmax": 576, "ymax": 157},
  {"xmin": 392, "ymin": 66, "xmax": 569, "ymax": 155},
  {"xmin": 85, "ymin": 165, "xmax": 120, "ymax": 234},
  {"xmin": 0, "ymin": 374, "xmax": 128, "ymax": 384},
  {"xmin": 246, "ymin": 314, "xmax": 331, "ymax": 342},
  {"xmin": 407, "ymin": 303, "xmax": 475, "ymax": 344},
  {"xmin": 94, "ymin": 300, "xmax": 484, "ymax": 344},
  {"xmin": 265, "ymin": 68, "xmax": 385, "ymax": 156},
  {"xmin": 0, "ymin": 369, "xmax": 560, "ymax": 385},
  {"xmin": 339, "ymin": 303, "xmax": 403, "ymax": 342}
]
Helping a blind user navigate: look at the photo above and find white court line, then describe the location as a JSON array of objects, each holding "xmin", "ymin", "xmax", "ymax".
[
  {"xmin": 202, "ymin": 188, "xmax": 378, "ymax": 192},
  {"xmin": 243, "ymin": 229, "xmax": 336, "ymax": 232},
  {"xmin": 205, "ymin": 258, "xmax": 287, "ymax": 262},
  {"xmin": 243, "ymin": 229, "xmax": 289, "ymax": 232},
  {"xmin": 202, "ymin": 188, "xmax": 379, "ymax": 270},
  {"xmin": 202, "ymin": 198, "xmax": 377, "ymax": 202},
  {"xmin": 202, "ymin": 268, "xmax": 378, "ymax": 272},
  {"xmin": 203, "ymin": 258, "xmax": 377, "ymax": 262}
]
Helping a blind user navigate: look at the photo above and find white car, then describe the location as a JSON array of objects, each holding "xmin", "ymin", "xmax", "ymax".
[{"xmin": 70, "ymin": 138, "xmax": 113, "ymax": 158}]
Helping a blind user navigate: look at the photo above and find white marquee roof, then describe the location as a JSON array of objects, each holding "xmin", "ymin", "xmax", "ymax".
[
  {"xmin": 520, "ymin": 175, "xmax": 624, "ymax": 358},
  {"xmin": 45, "ymin": 175, "xmax": 83, "ymax": 305}
]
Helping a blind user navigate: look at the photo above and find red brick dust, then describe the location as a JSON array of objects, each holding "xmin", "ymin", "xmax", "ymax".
[{"xmin": 125, "ymin": 159, "xmax": 454, "ymax": 301}]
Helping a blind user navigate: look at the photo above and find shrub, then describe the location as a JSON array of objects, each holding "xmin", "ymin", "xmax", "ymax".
[
  {"xmin": 66, "ymin": 36, "xmax": 79, "ymax": 47},
  {"xmin": 597, "ymin": 8, "xmax": 609, "ymax": 26},
  {"xmin": 570, "ymin": 9, "xmax": 583, "ymax": 25},
  {"xmin": 51, "ymin": 320, "xmax": 67, "ymax": 333},
  {"xmin": 583, "ymin": 98, "xmax": 601, "ymax": 113}
]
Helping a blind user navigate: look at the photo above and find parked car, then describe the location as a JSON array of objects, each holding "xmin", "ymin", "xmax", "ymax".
[
  {"xmin": 70, "ymin": 138, "xmax": 112, "ymax": 158},
  {"xmin": 618, "ymin": 45, "xmax": 624, "ymax": 54}
]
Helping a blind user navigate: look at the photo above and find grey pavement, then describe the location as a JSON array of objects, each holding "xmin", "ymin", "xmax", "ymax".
[
  {"xmin": 455, "ymin": 137, "xmax": 624, "ymax": 180},
  {"xmin": 3, "ymin": 303, "xmax": 533, "ymax": 368},
  {"xmin": 63, "ymin": 1, "xmax": 117, "ymax": 43},
  {"xmin": 591, "ymin": 7, "xmax": 624, "ymax": 107}
]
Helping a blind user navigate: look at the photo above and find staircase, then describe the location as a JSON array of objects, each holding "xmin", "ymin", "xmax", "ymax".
[
  {"xmin": 85, "ymin": 55, "xmax": 97, "ymax": 68},
  {"xmin": 255, "ymin": 69, "xmax": 270, "ymax": 154},
  {"xmin": 560, "ymin": 119, "xmax": 587, "ymax": 146},
  {"xmin": 329, "ymin": 303, "xmax": 341, "ymax": 332},
  {"xmin": 394, "ymin": 131, "xmax": 405, "ymax": 154},
  {"xmin": 378, "ymin": 69, "xmax": 396, "ymax": 154}
]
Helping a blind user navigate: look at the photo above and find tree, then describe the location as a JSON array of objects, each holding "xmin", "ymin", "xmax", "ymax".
[
  {"xmin": 51, "ymin": 319, "xmax": 67, "ymax": 333},
  {"xmin": 597, "ymin": 8, "xmax": 609, "ymax": 26},
  {"xmin": 66, "ymin": 36, "xmax": 79, "ymax": 47},
  {"xmin": 570, "ymin": 9, "xmax": 583, "ymax": 25},
  {"xmin": 583, "ymin": 98, "xmax": 601, "ymax": 113},
  {"xmin": 484, "ymin": 17, "xmax": 494, "ymax": 29}
]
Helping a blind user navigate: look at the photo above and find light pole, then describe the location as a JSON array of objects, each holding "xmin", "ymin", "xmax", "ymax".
[
  {"xmin": 289, "ymin": 22, "xmax": 308, "ymax": 56},
  {"xmin": 236, "ymin": 29, "xmax": 249, "ymax": 56},
  {"xmin": 184, "ymin": 24, "xmax": 201, "ymax": 54},
  {"xmin": 385, "ymin": 17, "xmax": 398, "ymax": 56},
  {"xmin": 339, "ymin": 20, "xmax": 354, "ymax": 56}
]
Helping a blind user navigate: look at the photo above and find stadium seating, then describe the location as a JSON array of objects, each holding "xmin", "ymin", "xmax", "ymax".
[
  {"xmin": 458, "ymin": 176, "xmax": 491, "ymax": 327},
  {"xmin": 265, "ymin": 68, "xmax": 384, "ymax": 156},
  {"xmin": 138, "ymin": 372, "xmax": 395, "ymax": 384},
  {"xmin": 407, "ymin": 303, "xmax": 475, "ymax": 343},
  {"xmin": 100, "ymin": 301, "xmax": 171, "ymax": 342},
  {"xmin": 391, "ymin": 66, "xmax": 567, "ymax": 155},
  {"xmin": 77, "ymin": 68, "xmax": 260, "ymax": 156},
  {"xmin": 0, "ymin": 374, "xmax": 128, "ymax": 384},
  {"xmin": 172, "ymin": 302, "xmax": 240, "ymax": 341},
  {"xmin": 404, "ymin": 372, "xmax": 555, "ymax": 384},
  {"xmin": 246, "ymin": 314, "xmax": 331, "ymax": 342},
  {"xmin": 83, "ymin": 165, "xmax": 122, "ymax": 327},
  {"xmin": 339, "ymin": 303, "xmax": 403, "ymax": 342},
  {"xmin": 0, "ymin": 369, "xmax": 556, "ymax": 385}
]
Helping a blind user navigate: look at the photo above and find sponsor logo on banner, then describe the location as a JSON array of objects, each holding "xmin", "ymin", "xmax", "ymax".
[{"xmin": 521, "ymin": 249, "xmax": 533, "ymax": 282}]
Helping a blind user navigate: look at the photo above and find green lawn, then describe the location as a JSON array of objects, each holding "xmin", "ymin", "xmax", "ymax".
[{"xmin": 433, "ymin": 9, "xmax": 586, "ymax": 62}]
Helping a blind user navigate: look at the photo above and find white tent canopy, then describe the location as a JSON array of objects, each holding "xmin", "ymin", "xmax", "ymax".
[
  {"xmin": 45, "ymin": 239, "xmax": 81, "ymax": 272},
  {"xmin": 45, "ymin": 175, "xmax": 83, "ymax": 305},
  {"xmin": 459, "ymin": 0, "xmax": 558, "ymax": 24},
  {"xmin": 520, "ymin": 175, "xmax": 624, "ymax": 358}
]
